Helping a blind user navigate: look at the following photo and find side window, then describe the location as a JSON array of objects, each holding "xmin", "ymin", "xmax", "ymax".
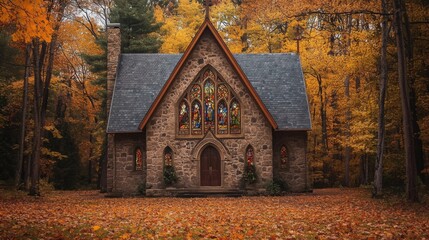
[
  {"xmin": 135, "ymin": 147, "xmax": 143, "ymax": 171},
  {"xmin": 164, "ymin": 147, "xmax": 173, "ymax": 166},
  {"xmin": 280, "ymin": 145, "xmax": 288, "ymax": 167},
  {"xmin": 246, "ymin": 145, "xmax": 254, "ymax": 166}
]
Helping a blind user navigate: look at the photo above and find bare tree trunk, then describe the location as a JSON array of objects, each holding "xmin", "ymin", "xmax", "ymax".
[
  {"xmin": 393, "ymin": 0, "xmax": 418, "ymax": 202},
  {"xmin": 373, "ymin": 0, "xmax": 389, "ymax": 198},
  {"xmin": 15, "ymin": 44, "xmax": 31, "ymax": 189}
]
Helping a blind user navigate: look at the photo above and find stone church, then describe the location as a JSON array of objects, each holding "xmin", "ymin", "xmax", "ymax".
[{"xmin": 106, "ymin": 14, "xmax": 311, "ymax": 196}]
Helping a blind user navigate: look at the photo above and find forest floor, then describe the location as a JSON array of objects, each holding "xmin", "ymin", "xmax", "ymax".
[{"xmin": 0, "ymin": 188, "xmax": 428, "ymax": 239}]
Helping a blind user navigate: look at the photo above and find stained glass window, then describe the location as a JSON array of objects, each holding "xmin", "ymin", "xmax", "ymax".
[
  {"xmin": 192, "ymin": 100, "xmax": 202, "ymax": 134},
  {"xmin": 164, "ymin": 147, "xmax": 173, "ymax": 166},
  {"xmin": 191, "ymin": 84, "xmax": 201, "ymax": 99},
  {"xmin": 246, "ymin": 146, "xmax": 254, "ymax": 166},
  {"xmin": 230, "ymin": 99, "xmax": 241, "ymax": 133},
  {"xmin": 178, "ymin": 67, "xmax": 241, "ymax": 136},
  {"xmin": 204, "ymin": 80, "xmax": 215, "ymax": 132},
  {"xmin": 217, "ymin": 100, "xmax": 228, "ymax": 134},
  {"xmin": 178, "ymin": 100, "xmax": 189, "ymax": 135},
  {"xmin": 203, "ymin": 69, "xmax": 215, "ymax": 80},
  {"xmin": 281, "ymin": 145, "xmax": 288, "ymax": 166},
  {"xmin": 135, "ymin": 148, "xmax": 143, "ymax": 171},
  {"xmin": 217, "ymin": 84, "xmax": 228, "ymax": 100}
]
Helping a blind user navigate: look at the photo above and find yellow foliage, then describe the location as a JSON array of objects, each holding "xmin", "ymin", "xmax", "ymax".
[{"xmin": 158, "ymin": 0, "xmax": 204, "ymax": 53}]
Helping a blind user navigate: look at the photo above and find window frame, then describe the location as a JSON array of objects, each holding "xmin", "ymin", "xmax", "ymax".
[{"xmin": 176, "ymin": 66, "xmax": 243, "ymax": 139}]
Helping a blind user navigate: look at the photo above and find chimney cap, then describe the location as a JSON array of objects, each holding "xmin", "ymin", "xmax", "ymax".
[{"xmin": 107, "ymin": 23, "xmax": 120, "ymax": 28}]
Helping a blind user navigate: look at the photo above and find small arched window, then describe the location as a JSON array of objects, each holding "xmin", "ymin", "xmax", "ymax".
[
  {"xmin": 246, "ymin": 145, "xmax": 254, "ymax": 166},
  {"xmin": 280, "ymin": 145, "xmax": 288, "ymax": 166},
  {"xmin": 164, "ymin": 147, "xmax": 173, "ymax": 166},
  {"xmin": 135, "ymin": 147, "xmax": 143, "ymax": 171}
]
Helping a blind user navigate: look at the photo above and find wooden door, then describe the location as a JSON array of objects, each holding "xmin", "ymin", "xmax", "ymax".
[{"xmin": 200, "ymin": 146, "xmax": 221, "ymax": 186}]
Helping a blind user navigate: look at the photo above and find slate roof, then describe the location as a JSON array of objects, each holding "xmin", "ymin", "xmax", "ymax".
[{"xmin": 107, "ymin": 53, "xmax": 311, "ymax": 133}]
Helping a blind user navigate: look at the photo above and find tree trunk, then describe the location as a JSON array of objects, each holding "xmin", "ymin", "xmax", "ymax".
[
  {"xmin": 373, "ymin": 0, "xmax": 389, "ymax": 198},
  {"xmin": 344, "ymin": 76, "xmax": 351, "ymax": 187},
  {"xmin": 15, "ymin": 44, "xmax": 31, "ymax": 189},
  {"xmin": 317, "ymin": 74, "xmax": 328, "ymax": 153},
  {"xmin": 393, "ymin": 0, "xmax": 418, "ymax": 202},
  {"xmin": 28, "ymin": 0, "xmax": 67, "ymax": 196},
  {"xmin": 401, "ymin": 0, "xmax": 424, "ymax": 181},
  {"xmin": 30, "ymin": 38, "xmax": 42, "ymax": 196}
]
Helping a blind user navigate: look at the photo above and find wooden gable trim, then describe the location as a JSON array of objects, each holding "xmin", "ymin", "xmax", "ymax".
[{"xmin": 138, "ymin": 19, "xmax": 278, "ymax": 130}]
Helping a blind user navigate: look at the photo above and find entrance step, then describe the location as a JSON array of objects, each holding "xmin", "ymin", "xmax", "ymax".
[{"xmin": 175, "ymin": 190, "xmax": 244, "ymax": 198}]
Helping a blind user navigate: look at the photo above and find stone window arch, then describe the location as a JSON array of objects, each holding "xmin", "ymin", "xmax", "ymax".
[
  {"xmin": 135, "ymin": 147, "xmax": 143, "ymax": 171},
  {"xmin": 177, "ymin": 66, "xmax": 241, "ymax": 138},
  {"xmin": 164, "ymin": 146, "xmax": 173, "ymax": 166},
  {"xmin": 246, "ymin": 145, "xmax": 255, "ymax": 166}
]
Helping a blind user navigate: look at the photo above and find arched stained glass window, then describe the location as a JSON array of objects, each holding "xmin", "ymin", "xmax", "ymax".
[
  {"xmin": 230, "ymin": 99, "xmax": 241, "ymax": 134},
  {"xmin": 178, "ymin": 100, "xmax": 189, "ymax": 135},
  {"xmin": 281, "ymin": 145, "xmax": 288, "ymax": 166},
  {"xmin": 192, "ymin": 100, "xmax": 202, "ymax": 134},
  {"xmin": 164, "ymin": 147, "xmax": 173, "ymax": 166},
  {"xmin": 191, "ymin": 84, "xmax": 201, "ymax": 99},
  {"xmin": 204, "ymin": 80, "xmax": 215, "ymax": 132},
  {"xmin": 177, "ymin": 67, "xmax": 241, "ymax": 137},
  {"xmin": 135, "ymin": 147, "xmax": 143, "ymax": 171},
  {"xmin": 217, "ymin": 84, "xmax": 228, "ymax": 100},
  {"xmin": 246, "ymin": 146, "xmax": 254, "ymax": 166},
  {"xmin": 217, "ymin": 100, "xmax": 228, "ymax": 134}
]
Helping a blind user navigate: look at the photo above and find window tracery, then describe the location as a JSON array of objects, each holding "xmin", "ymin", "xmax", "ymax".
[{"xmin": 177, "ymin": 67, "xmax": 241, "ymax": 137}]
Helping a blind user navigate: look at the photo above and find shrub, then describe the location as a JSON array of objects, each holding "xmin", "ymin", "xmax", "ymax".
[
  {"xmin": 243, "ymin": 164, "xmax": 257, "ymax": 184},
  {"xmin": 163, "ymin": 165, "xmax": 178, "ymax": 186},
  {"xmin": 266, "ymin": 178, "xmax": 289, "ymax": 196}
]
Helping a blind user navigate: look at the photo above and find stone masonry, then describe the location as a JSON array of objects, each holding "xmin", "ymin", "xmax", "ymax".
[
  {"xmin": 273, "ymin": 131, "xmax": 310, "ymax": 192},
  {"xmin": 107, "ymin": 133, "xmax": 146, "ymax": 195},
  {"xmin": 106, "ymin": 24, "xmax": 311, "ymax": 196},
  {"xmin": 145, "ymin": 29, "xmax": 273, "ymax": 194}
]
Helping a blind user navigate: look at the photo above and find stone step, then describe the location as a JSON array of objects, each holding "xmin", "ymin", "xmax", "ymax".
[{"xmin": 176, "ymin": 191, "xmax": 244, "ymax": 198}]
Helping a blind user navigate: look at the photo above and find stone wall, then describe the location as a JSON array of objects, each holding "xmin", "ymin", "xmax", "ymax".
[
  {"xmin": 145, "ymin": 29, "xmax": 273, "ymax": 194},
  {"xmin": 273, "ymin": 131, "xmax": 311, "ymax": 192},
  {"xmin": 107, "ymin": 133, "xmax": 146, "ymax": 195},
  {"xmin": 107, "ymin": 23, "xmax": 120, "ymax": 116}
]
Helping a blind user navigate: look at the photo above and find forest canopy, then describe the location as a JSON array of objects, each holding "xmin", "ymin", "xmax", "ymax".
[{"xmin": 0, "ymin": 0, "xmax": 428, "ymax": 201}]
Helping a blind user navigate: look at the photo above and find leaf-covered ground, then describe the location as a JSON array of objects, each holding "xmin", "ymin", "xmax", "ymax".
[{"xmin": 1, "ymin": 188, "xmax": 428, "ymax": 239}]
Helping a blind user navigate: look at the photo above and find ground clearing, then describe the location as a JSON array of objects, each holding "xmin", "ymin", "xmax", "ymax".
[{"xmin": 0, "ymin": 188, "xmax": 428, "ymax": 239}]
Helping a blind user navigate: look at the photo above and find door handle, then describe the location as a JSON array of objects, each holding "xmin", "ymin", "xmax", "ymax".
[{"xmin": 209, "ymin": 166, "xmax": 212, "ymax": 174}]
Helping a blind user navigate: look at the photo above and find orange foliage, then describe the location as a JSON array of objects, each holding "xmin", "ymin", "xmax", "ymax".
[
  {"xmin": 1, "ymin": 189, "xmax": 428, "ymax": 239},
  {"xmin": 0, "ymin": 0, "xmax": 53, "ymax": 42}
]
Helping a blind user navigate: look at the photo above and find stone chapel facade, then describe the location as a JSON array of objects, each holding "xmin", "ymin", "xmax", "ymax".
[{"xmin": 106, "ymin": 18, "xmax": 311, "ymax": 196}]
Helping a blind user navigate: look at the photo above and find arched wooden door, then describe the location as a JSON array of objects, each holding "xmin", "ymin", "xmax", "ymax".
[{"xmin": 200, "ymin": 146, "xmax": 221, "ymax": 186}]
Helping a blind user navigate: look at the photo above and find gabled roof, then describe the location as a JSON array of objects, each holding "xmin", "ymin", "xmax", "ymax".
[
  {"xmin": 137, "ymin": 19, "xmax": 278, "ymax": 131},
  {"xmin": 107, "ymin": 53, "xmax": 311, "ymax": 133}
]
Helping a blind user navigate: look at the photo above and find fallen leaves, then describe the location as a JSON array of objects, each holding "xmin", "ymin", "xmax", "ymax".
[{"xmin": 0, "ymin": 189, "xmax": 428, "ymax": 239}]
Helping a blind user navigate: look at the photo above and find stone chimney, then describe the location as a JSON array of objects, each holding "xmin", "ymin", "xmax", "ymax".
[{"xmin": 107, "ymin": 23, "xmax": 121, "ymax": 116}]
